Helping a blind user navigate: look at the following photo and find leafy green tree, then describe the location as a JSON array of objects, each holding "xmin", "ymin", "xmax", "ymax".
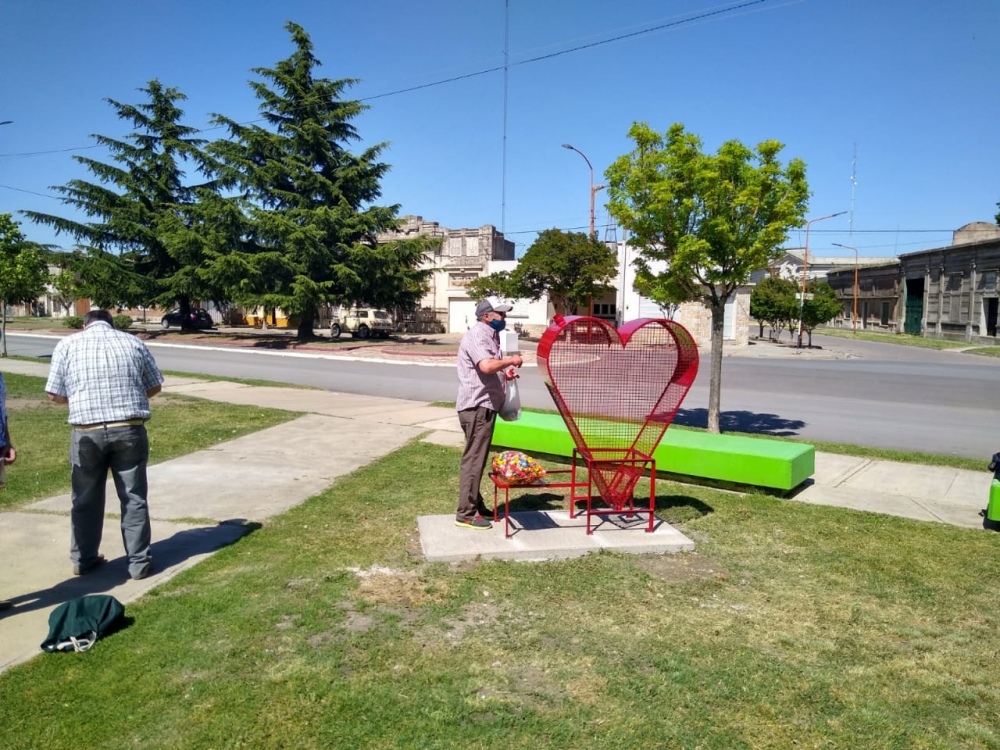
[
  {"xmin": 750, "ymin": 275, "xmax": 798, "ymax": 339},
  {"xmin": 995, "ymin": 200, "xmax": 999, "ymax": 226},
  {"xmin": 0, "ymin": 214, "xmax": 49, "ymax": 357},
  {"xmin": 799, "ymin": 281, "xmax": 841, "ymax": 347},
  {"xmin": 346, "ymin": 237, "xmax": 437, "ymax": 314},
  {"xmin": 606, "ymin": 122, "xmax": 808, "ymax": 433},
  {"xmin": 24, "ymin": 80, "xmax": 216, "ymax": 326},
  {"xmin": 507, "ymin": 229, "xmax": 617, "ymax": 316},
  {"xmin": 465, "ymin": 272, "xmax": 515, "ymax": 303},
  {"xmin": 50, "ymin": 266, "xmax": 82, "ymax": 316},
  {"xmin": 208, "ymin": 22, "xmax": 422, "ymax": 339}
]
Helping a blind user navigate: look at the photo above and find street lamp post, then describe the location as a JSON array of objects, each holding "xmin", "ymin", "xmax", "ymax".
[
  {"xmin": 797, "ymin": 211, "xmax": 847, "ymax": 347},
  {"xmin": 562, "ymin": 143, "xmax": 605, "ymax": 316},
  {"xmin": 561, "ymin": 143, "xmax": 601, "ymax": 237},
  {"xmin": 833, "ymin": 242, "xmax": 859, "ymax": 332}
]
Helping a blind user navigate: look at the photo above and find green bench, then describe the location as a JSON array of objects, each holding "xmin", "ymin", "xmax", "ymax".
[{"xmin": 492, "ymin": 410, "xmax": 814, "ymax": 492}]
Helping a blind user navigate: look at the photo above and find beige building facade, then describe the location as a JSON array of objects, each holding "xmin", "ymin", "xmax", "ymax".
[{"xmin": 378, "ymin": 215, "xmax": 515, "ymax": 333}]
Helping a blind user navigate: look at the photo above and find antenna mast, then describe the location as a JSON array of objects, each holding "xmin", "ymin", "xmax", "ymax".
[
  {"xmin": 500, "ymin": 0, "xmax": 509, "ymax": 234},
  {"xmin": 849, "ymin": 143, "xmax": 857, "ymax": 240}
]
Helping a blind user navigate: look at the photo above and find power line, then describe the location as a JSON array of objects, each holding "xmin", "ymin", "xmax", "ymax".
[{"xmin": 0, "ymin": 0, "xmax": 782, "ymax": 160}]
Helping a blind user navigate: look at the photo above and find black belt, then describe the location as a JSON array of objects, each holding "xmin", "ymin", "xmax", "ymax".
[{"xmin": 72, "ymin": 419, "xmax": 146, "ymax": 431}]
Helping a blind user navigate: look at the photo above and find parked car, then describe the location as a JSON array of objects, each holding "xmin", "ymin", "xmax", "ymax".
[
  {"xmin": 160, "ymin": 308, "xmax": 214, "ymax": 330},
  {"xmin": 330, "ymin": 308, "xmax": 393, "ymax": 339}
]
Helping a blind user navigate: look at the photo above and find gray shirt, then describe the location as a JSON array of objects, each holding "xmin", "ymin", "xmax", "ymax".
[{"xmin": 456, "ymin": 321, "xmax": 506, "ymax": 412}]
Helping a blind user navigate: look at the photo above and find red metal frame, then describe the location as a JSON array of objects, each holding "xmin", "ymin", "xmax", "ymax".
[
  {"xmin": 489, "ymin": 448, "xmax": 658, "ymax": 538},
  {"xmin": 532, "ymin": 315, "xmax": 698, "ymax": 527}
]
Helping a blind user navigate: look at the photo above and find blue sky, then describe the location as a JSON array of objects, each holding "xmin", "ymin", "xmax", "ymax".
[{"xmin": 1, "ymin": 0, "xmax": 997, "ymax": 259}]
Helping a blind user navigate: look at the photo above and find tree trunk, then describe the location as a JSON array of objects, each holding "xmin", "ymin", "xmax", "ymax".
[
  {"xmin": 178, "ymin": 297, "xmax": 191, "ymax": 332},
  {"xmin": 1, "ymin": 299, "xmax": 7, "ymax": 358},
  {"xmin": 296, "ymin": 312, "xmax": 315, "ymax": 340},
  {"xmin": 707, "ymin": 301, "xmax": 726, "ymax": 433}
]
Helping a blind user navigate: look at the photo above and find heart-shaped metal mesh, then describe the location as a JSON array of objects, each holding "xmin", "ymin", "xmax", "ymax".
[{"xmin": 537, "ymin": 316, "xmax": 699, "ymax": 509}]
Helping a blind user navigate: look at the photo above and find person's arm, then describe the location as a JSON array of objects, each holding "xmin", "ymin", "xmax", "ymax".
[
  {"xmin": 44, "ymin": 342, "xmax": 69, "ymax": 406},
  {"xmin": 1, "ymin": 416, "xmax": 13, "ymax": 465},
  {"xmin": 139, "ymin": 344, "xmax": 164, "ymax": 399},
  {"xmin": 476, "ymin": 353, "xmax": 524, "ymax": 376}
]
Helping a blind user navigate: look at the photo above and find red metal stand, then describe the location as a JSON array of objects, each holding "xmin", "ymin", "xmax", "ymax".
[{"xmin": 489, "ymin": 448, "xmax": 657, "ymax": 538}]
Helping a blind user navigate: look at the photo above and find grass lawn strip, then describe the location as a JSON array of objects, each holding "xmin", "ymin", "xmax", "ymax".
[
  {"xmin": 816, "ymin": 328, "xmax": 971, "ymax": 350},
  {"xmin": 0, "ymin": 438, "xmax": 998, "ymax": 748},
  {"xmin": 0, "ymin": 372, "xmax": 298, "ymax": 512}
]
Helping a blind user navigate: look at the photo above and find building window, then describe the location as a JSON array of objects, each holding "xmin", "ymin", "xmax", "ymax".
[
  {"xmin": 880, "ymin": 301, "xmax": 891, "ymax": 326},
  {"xmin": 593, "ymin": 303, "xmax": 617, "ymax": 317}
]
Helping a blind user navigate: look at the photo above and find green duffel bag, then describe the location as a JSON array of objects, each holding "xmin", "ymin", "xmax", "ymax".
[{"xmin": 41, "ymin": 595, "xmax": 126, "ymax": 653}]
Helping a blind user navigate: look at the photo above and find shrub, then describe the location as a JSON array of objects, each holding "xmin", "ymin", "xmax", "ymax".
[
  {"xmin": 113, "ymin": 314, "xmax": 132, "ymax": 330},
  {"xmin": 64, "ymin": 316, "xmax": 84, "ymax": 330}
]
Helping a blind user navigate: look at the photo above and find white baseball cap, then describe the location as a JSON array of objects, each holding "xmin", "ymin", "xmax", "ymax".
[{"xmin": 475, "ymin": 296, "xmax": 513, "ymax": 317}]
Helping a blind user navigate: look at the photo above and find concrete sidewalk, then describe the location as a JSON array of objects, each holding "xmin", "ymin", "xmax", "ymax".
[{"xmin": 0, "ymin": 357, "xmax": 993, "ymax": 674}]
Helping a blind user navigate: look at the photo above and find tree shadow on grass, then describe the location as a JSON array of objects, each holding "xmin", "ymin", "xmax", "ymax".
[
  {"xmin": 673, "ymin": 408, "xmax": 806, "ymax": 437},
  {"xmin": 653, "ymin": 491, "xmax": 714, "ymax": 524}
]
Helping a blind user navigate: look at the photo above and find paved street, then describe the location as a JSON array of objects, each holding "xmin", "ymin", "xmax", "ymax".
[{"xmin": 5, "ymin": 329, "xmax": 998, "ymax": 459}]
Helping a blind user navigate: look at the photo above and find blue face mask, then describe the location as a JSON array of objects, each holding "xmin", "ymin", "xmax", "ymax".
[{"xmin": 489, "ymin": 318, "xmax": 506, "ymax": 332}]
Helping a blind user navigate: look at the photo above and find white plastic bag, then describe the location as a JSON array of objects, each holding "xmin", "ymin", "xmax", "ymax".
[{"xmin": 499, "ymin": 377, "xmax": 522, "ymax": 422}]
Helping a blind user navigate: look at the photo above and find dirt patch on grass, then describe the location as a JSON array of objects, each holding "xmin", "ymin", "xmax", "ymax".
[
  {"xmin": 631, "ymin": 552, "xmax": 729, "ymax": 584},
  {"xmin": 349, "ymin": 565, "xmax": 451, "ymax": 607}
]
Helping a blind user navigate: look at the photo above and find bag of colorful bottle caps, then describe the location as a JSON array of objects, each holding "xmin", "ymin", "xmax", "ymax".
[{"xmin": 491, "ymin": 450, "xmax": 547, "ymax": 486}]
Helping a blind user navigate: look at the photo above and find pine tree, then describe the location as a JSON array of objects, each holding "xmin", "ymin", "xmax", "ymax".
[
  {"xmin": 24, "ymin": 80, "xmax": 216, "ymax": 325},
  {"xmin": 208, "ymin": 22, "xmax": 422, "ymax": 339}
]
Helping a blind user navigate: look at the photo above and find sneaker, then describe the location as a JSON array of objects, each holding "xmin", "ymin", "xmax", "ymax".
[
  {"xmin": 455, "ymin": 515, "xmax": 492, "ymax": 530},
  {"xmin": 476, "ymin": 506, "xmax": 496, "ymax": 520},
  {"xmin": 72, "ymin": 554, "xmax": 105, "ymax": 576},
  {"xmin": 130, "ymin": 564, "xmax": 152, "ymax": 581}
]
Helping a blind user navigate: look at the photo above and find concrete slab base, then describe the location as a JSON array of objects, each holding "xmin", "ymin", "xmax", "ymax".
[{"xmin": 418, "ymin": 510, "xmax": 695, "ymax": 562}]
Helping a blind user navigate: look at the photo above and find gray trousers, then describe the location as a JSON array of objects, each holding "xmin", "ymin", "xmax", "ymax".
[
  {"xmin": 70, "ymin": 424, "xmax": 152, "ymax": 578},
  {"xmin": 457, "ymin": 406, "xmax": 497, "ymax": 521}
]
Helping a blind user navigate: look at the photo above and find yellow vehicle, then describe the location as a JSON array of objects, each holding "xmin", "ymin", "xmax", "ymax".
[{"xmin": 330, "ymin": 308, "xmax": 394, "ymax": 339}]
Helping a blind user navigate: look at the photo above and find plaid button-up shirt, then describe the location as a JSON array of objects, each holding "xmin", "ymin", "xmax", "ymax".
[
  {"xmin": 45, "ymin": 321, "xmax": 164, "ymax": 426},
  {"xmin": 456, "ymin": 321, "xmax": 506, "ymax": 412}
]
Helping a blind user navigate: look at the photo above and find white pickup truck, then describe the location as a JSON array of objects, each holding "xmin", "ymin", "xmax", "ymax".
[{"xmin": 330, "ymin": 308, "xmax": 394, "ymax": 339}]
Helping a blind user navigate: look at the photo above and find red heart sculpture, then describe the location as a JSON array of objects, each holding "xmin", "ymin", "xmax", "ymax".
[{"xmin": 536, "ymin": 316, "xmax": 699, "ymax": 510}]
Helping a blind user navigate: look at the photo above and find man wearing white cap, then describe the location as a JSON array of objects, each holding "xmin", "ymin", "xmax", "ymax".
[{"xmin": 454, "ymin": 296, "xmax": 523, "ymax": 529}]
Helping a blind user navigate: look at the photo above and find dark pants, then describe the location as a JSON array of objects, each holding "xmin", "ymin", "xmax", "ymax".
[
  {"xmin": 457, "ymin": 406, "xmax": 497, "ymax": 522},
  {"xmin": 70, "ymin": 425, "xmax": 152, "ymax": 578}
]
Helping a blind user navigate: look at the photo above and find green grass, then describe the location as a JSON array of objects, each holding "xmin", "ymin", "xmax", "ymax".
[
  {"xmin": 1, "ymin": 440, "xmax": 998, "ymax": 749},
  {"xmin": 160, "ymin": 369, "xmax": 322, "ymax": 390},
  {"xmin": 817, "ymin": 327, "xmax": 971, "ymax": 350},
  {"xmin": 0, "ymin": 372, "xmax": 298, "ymax": 511},
  {"xmin": 967, "ymin": 347, "xmax": 1000, "ymax": 358},
  {"xmin": 1, "ymin": 317, "xmax": 68, "ymax": 331}
]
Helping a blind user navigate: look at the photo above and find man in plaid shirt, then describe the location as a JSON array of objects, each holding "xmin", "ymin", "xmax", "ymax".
[
  {"xmin": 45, "ymin": 309, "xmax": 164, "ymax": 580},
  {"xmin": 455, "ymin": 296, "xmax": 523, "ymax": 529}
]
